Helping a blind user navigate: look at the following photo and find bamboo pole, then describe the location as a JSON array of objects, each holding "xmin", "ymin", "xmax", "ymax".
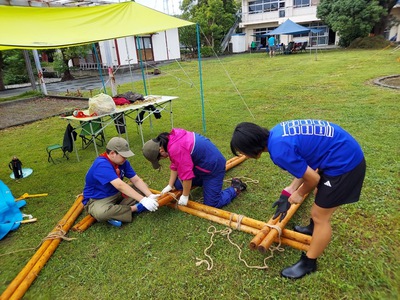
[
  {"xmin": 157, "ymin": 190, "xmax": 182, "ymax": 207},
  {"xmin": 9, "ymin": 200, "xmax": 83, "ymax": 300},
  {"xmin": 71, "ymin": 190, "xmax": 184, "ymax": 233},
  {"xmin": 72, "ymin": 214, "xmax": 97, "ymax": 232},
  {"xmin": 185, "ymin": 200, "xmax": 311, "ymax": 246},
  {"xmin": 249, "ymin": 218, "xmax": 279, "ymax": 250},
  {"xmin": 281, "ymin": 228, "xmax": 311, "ymax": 245},
  {"xmin": 1, "ymin": 195, "xmax": 84, "ymax": 300},
  {"xmin": 150, "ymin": 154, "xmax": 247, "ymax": 208},
  {"xmin": 168, "ymin": 202, "xmax": 309, "ymax": 251},
  {"xmin": 186, "ymin": 200, "xmax": 273, "ymax": 229},
  {"xmin": 225, "ymin": 155, "xmax": 247, "ymax": 171},
  {"xmin": 257, "ymin": 192, "xmax": 308, "ymax": 254},
  {"xmin": 186, "ymin": 201, "xmax": 269, "ymax": 230},
  {"xmin": 225, "ymin": 155, "xmax": 240, "ymax": 165},
  {"xmin": 225, "ymin": 154, "xmax": 245, "ymax": 165},
  {"xmin": 169, "ymin": 203, "xmax": 259, "ymax": 234}
]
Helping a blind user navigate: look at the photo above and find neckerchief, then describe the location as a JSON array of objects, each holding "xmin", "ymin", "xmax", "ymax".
[{"xmin": 99, "ymin": 152, "xmax": 128, "ymax": 198}]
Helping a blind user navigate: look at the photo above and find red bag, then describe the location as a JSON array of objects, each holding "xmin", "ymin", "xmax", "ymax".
[{"xmin": 113, "ymin": 97, "xmax": 130, "ymax": 106}]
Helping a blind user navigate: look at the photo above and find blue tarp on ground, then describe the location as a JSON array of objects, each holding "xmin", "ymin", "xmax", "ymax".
[{"xmin": 0, "ymin": 180, "xmax": 26, "ymax": 240}]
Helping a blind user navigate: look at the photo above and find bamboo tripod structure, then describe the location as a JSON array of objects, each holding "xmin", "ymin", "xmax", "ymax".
[
  {"xmin": 73, "ymin": 154, "xmax": 311, "ymax": 251},
  {"xmin": 167, "ymin": 200, "xmax": 311, "ymax": 251},
  {"xmin": 1, "ymin": 154, "xmax": 308, "ymax": 299}
]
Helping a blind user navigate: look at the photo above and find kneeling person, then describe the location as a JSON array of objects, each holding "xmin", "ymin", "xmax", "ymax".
[{"xmin": 142, "ymin": 128, "xmax": 247, "ymax": 208}]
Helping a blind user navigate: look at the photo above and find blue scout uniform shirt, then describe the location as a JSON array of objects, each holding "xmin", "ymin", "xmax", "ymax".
[
  {"xmin": 191, "ymin": 133, "xmax": 227, "ymax": 176},
  {"xmin": 82, "ymin": 156, "xmax": 136, "ymax": 205},
  {"xmin": 268, "ymin": 120, "xmax": 364, "ymax": 178}
]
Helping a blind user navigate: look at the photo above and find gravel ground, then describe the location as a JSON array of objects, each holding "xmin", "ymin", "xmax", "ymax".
[{"xmin": 0, "ymin": 97, "xmax": 89, "ymax": 130}]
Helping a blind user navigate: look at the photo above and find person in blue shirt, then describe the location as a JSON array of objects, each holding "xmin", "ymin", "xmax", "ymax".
[
  {"xmin": 83, "ymin": 137, "xmax": 159, "ymax": 227},
  {"xmin": 268, "ymin": 35, "xmax": 276, "ymax": 57},
  {"xmin": 230, "ymin": 120, "xmax": 366, "ymax": 279}
]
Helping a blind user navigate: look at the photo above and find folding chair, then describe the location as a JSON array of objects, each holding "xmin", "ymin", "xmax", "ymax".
[
  {"xmin": 46, "ymin": 144, "xmax": 69, "ymax": 163},
  {"xmin": 46, "ymin": 123, "xmax": 75, "ymax": 163},
  {"xmin": 284, "ymin": 42, "xmax": 294, "ymax": 54},
  {"xmin": 79, "ymin": 119, "xmax": 105, "ymax": 150},
  {"xmin": 299, "ymin": 41, "xmax": 308, "ymax": 52}
]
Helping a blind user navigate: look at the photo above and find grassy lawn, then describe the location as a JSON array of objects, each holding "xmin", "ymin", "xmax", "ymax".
[{"xmin": 0, "ymin": 48, "xmax": 399, "ymax": 299}]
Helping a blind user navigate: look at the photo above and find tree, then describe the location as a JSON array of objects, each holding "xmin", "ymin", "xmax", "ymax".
[
  {"xmin": 317, "ymin": 0, "xmax": 386, "ymax": 47},
  {"xmin": 180, "ymin": 0, "xmax": 238, "ymax": 54},
  {"xmin": 54, "ymin": 45, "xmax": 92, "ymax": 81},
  {"xmin": 0, "ymin": 52, "xmax": 4, "ymax": 91},
  {"xmin": 0, "ymin": 50, "xmax": 31, "ymax": 91},
  {"xmin": 372, "ymin": 0, "xmax": 399, "ymax": 36}
]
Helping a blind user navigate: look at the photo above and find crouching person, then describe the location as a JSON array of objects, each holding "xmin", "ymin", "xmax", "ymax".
[
  {"xmin": 82, "ymin": 137, "xmax": 159, "ymax": 227},
  {"xmin": 142, "ymin": 128, "xmax": 247, "ymax": 209}
]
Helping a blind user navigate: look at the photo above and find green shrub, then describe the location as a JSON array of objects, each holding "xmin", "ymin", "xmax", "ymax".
[
  {"xmin": 348, "ymin": 35, "xmax": 391, "ymax": 49},
  {"xmin": 4, "ymin": 73, "xmax": 29, "ymax": 85},
  {"xmin": 201, "ymin": 46, "xmax": 214, "ymax": 57}
]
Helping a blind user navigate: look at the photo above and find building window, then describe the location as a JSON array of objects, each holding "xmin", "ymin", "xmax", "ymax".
[
  {"xmin": 249, "ymin": 0, "xmax": 285, "ymax": 14},
  {"xmin": 292, "ymin": 24, "xmax": 329, "ymax": 46},
  {"xmin": 309, "ymin": 25, "xmax": 329, "ymax": 46},
  {"xmin": 293, "ymin": 0, "xmax": 310, "ymax": 8}
]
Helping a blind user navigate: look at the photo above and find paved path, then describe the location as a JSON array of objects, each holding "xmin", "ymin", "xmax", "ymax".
[{"xmin": 0, "ymin": 68, "xmax": 155, "ymax": 98}]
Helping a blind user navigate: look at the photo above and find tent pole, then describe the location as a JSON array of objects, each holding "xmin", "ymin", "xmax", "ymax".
[
  {"xmin": 137, "ymin": 37, "xmax": 148, "ymax": 96},
  {"xmin": 124, "ymin": 37, "xmax": 135, "ymax": 91},
  {"xmin": 92, "ymin": 43, "xmax": 107, "ymax": 93},
  {"xmin": 32, "ymin": 50, "xmax": 47, "ymax": 95},
  {"xmin": 196, "ymin": 23, "xmax": 206, "ymax": 133},
  {"xmin": 104, "ymin": 40, "xmax": 117, "ymax": 96},
  {"xmin": 22, "ymin": 50, "xmax": 36, "ymax": 91}
]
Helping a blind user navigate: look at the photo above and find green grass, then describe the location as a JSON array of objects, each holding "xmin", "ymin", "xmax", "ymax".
[
  {"xmin": 0, "ymin": 48, "xmax": 399, "ymax": 299},
  {"xmin": 0, "ymin": 90, "xmax": 43, "ymax": 103}
]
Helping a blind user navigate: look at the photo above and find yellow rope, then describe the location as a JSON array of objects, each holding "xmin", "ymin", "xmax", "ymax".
[
  {"xmin": 41, "ymin": 224, "xmax": 76, "ymax": 243},
  {"xmin": 228, "ymin": 213, "xmax": 245, "ymax": 231},
  {"xmin": 0, "ymin": 247, "xmax": 37, "ymax": 257},
  {"xmin": 0, "ymin": 224, "xmax": 76, "ymax": 258},
  {"xmin": 265, "ymin": 224, "xmax": 285, "ymax": 254}
]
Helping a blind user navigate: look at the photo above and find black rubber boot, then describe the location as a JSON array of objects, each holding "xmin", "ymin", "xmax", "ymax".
[
  {"xmin": 281, "ymin": 252, "xmax": 317, "ymax": 279},
  {"xmin": 294, "ymin": 218, "xmax": 314, "ymax": 236}
]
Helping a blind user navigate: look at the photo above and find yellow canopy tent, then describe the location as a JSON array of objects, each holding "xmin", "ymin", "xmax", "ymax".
[
  {"xmin": 0, "ymin": 2, "xmax": 193, "ymax": 50},
  {"xmin": 0, "ymin": 2, "xmax": 208, "ymax": 132}
]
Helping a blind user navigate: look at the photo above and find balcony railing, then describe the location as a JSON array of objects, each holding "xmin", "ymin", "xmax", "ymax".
[{"xmin": 241, "ymin": 5, "xmax": 317, "ymax": 25}]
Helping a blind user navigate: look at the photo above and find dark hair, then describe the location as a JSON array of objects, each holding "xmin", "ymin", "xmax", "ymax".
[
  {"xmin": 155, "ymin": 132, "xmax": 170, "ymax": 151},
  {"xmin": 230, "ymin": 122, "xmax": 270, "ymax": 158}
]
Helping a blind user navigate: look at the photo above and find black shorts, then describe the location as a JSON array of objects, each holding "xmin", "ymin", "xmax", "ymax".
[{"xmin": 315, "ymin": 158, "xmax": 366, "ymax": 209}]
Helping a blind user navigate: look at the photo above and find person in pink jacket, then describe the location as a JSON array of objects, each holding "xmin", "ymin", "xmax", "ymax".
[{"xmin": 142, "ymin": 128, "xmax": 247, "ymax": 208}]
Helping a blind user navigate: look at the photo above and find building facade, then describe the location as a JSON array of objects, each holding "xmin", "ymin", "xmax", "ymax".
[{"xmin": 239, "ymin": 0, "xmax": 400, "ymax": 50}]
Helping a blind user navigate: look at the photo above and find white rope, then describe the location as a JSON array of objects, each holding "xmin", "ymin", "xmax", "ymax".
[
  {"xmin": 198, "ymin": 26, "xmax": 255, "ymax": 120},
  {"xmin": 224, "ymin": 176, "xmax": 259, "ymax": 185},
  {"xmin": 195, "ymin": 225, "xmax": 271, "ymax": 271}
]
